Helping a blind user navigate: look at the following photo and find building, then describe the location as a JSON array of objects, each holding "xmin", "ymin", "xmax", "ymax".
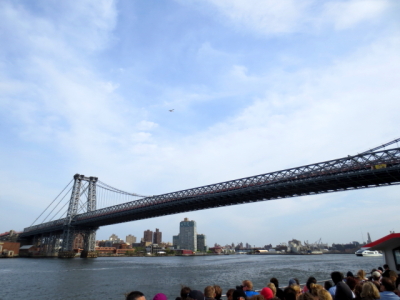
[
  {"xmin": 173, "ymin": 218, "xmax": 199, "ymax": 251},
  {"xmin": 197, "ymin": 234, "xmax": 207, "ymax": 252},
  {"xmin": 153, "ymin": 228, "xmax": 162, "ymax": 244},
  {"xmin": 143, "ymin": 230, "xmax": 153, "ymax": 243},
  {"xmin": 73, "ymin": 234, "xmax": 84, "ymax": 250},
  {"xmin": 126, "ymin": 234, "xmax": 137, "ymax": 245},
  {"xmin": 109, "ymin": 234, "xmax": 123, "ymax": 243}
]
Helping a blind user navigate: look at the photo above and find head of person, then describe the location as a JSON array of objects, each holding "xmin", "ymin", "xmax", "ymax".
[
  {"xmin": 283, "ymin": 287, "xmax": 297, "ymax": 300},
  {"xmin": 233, "ymin": 289, "xmax": 247, "ymax": 300},
  {"xmin": 181, "ymin": 287, "xmax": 191, "ymax": 300},
  {"xmin": 260, "ymin": 287, "xmax": 274, "ymax": 300},
  {"xmin": 346, "ymin": 271, "xmax": 354, "ymax": 278},
  {"xmin": 388, "ymin": 270, "xmax": 398, "ymax": 283},
  {"xmin": 188, "ymin": 290, "xmax": 205, "ymax": 300},
  {"xmin": 380, "ymin": 277, "xmax": 396, "ymax": 292},
  {"xmin": 357, "ymin": 270, "xmax": 366, "ymax": 280},
  {"xmin": 360, "ymin": 282, "xmax": 380, "ymax": 300},
  {"xmin": 243, "ymin": 280, "xmax": 254, "ymax": 291},
  {"xmin": 288, "ymin": 279, "xmax": 298, "ymax": 287},
  {"xmin": 331, "ymin": 272, "xmax": 344, "ymax": 285},
  {"xmin": 309, "ymin": 284, "xmax": 323, "ymax": 298},
  {"xmin": 249, "ymin": 295, "xmax": 264, "ymax": 300},
  {"xmin": 126, "ymin": 291, "xmax": 146, "ymax": 300},
  {"xmin": 383, "ymin": 264, "xmax": 389, "ymax": 270},
  {"xmin": 372, "ymin": 271, "xmax": 381, "ymax": 281},
  {"xmin": 297, "ymin": 293, "xmax": 314, "ymax": 300},
  {"xmin": 306, "ymin": 277, "xmax": 317, "ymax": 292},
  {"xmin": 270, "ymin": 278, "xmax": 280, "ymax": 289},
  {"xmin": 289, "ymin": 285, "xmax": 301, "ymax": 297},
  {"xmin": 227, "ymin": 289, "xmax": 236, "ymax": 300},
  {"xmin": 317, "ymin": 289, "xmax": 332, "ymax": 300},
  {"xmin": 153, "ymin": 294, "xmax": 168, "ymax": 300},
  {"xmin": 266, "ymin": 283, "xmax": 276, "ymax": 297},
  {"xmin": 204, "ymin": 286, "xmax": 216, "ymax": 299},
  {"xmin": 324, "ymin": 281, "xmax": 333, "ymax": 291},
  {"xmin": 346, "ymin": 277, "xmax": 357, "ymax": 291},
  {"xmin": 213, "ymin": 286, "xmax": 222, "ymax": 300}
]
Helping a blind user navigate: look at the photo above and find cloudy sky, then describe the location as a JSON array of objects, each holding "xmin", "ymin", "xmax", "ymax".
[{"xmin": 1, "ymin": 0, "xmax": 400, "ymax": 248}]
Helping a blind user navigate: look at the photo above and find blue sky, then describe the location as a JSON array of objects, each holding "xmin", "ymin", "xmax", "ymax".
[{"xmin": 1, "ymin": 0, "xmax": 400, "ymax": 247}]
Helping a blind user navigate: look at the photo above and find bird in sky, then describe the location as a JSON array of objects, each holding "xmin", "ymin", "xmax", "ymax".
[{"xmin": 169, "ymin": 109, "xmax": 174, "ymax": 112}]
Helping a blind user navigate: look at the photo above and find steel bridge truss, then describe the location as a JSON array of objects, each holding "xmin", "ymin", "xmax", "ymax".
[{"xmin": 21, "ymin": 147, "xmax": 400, "ymax": 238}]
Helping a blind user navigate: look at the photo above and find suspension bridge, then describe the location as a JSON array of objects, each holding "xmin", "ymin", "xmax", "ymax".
[{"xmin": 18, "ymin": 138, "xmax": 400, "ymax": 257}]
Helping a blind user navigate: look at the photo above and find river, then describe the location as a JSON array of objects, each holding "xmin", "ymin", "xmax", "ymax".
[{"xmin": 0, "ymin": 254, "xmax": 383, "ymax": 300}]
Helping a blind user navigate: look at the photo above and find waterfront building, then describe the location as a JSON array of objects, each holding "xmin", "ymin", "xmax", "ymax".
[
  {"xmin": 109, "ymin": 234, "xmax": 124, "ymax": 243},
  {"xmin": 153, "ymin": 228, "xmax": 162, "ymax": 244},
  {"xmin": 143, "ymin": 230, "xmax": 153, "ymax": 243},
  {"xmin": 73, "ymin": 234, "xmax": 84, "ymax": 249},
  {"xmin": 126, "ymin": 234, "xmax": 137, "ymax": 244},
  {"xmin": 197, "ymin": 234, "xmax": 207, "ymax": 252},
  {"xmin": 173, "ymin": 218, "xmax": 207, "ymax": 251}
]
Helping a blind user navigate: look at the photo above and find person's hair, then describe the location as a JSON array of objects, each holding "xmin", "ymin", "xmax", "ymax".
[
  {"xmin": 181, "ymin": 287, "xmax": 191, "ymax": 299},
  {"xmin": 267, "ymin": 283, "xmax": 277, "ymax": 296},
  {"xmin": 283, "ymin": 287, "xmax": 297, "ymax": 300},
  {"xmin": 331, "ymin": 272, "xmax": 344, "ymax": 284},
  {"xmin": 324, "ymin": 281, "xmax": 333, "ymax": 290},
  {"xmin": 306, "ymin": 277, "xmax": 317, "ymax": 292},
  {"xmin": 243, "ymin": 280, "xmax": 254, "ymax": 290},
  {"xmin": 289, "ymin": 285, "xmax": 300, "ymax": 295},
  {"xmin": 389, "ymin": 270, "xmax": 398, "ymax": 281},
  {"xmin": 354, "ymin": 283, "xmax": 363, "ymax": 300},
  {"xmin": 357, "ymin": 270, "xmax": 366, "ymax": 280},
  {"xmin": 360, "ymin": 282, "xmax": 380, "ymax": 299},
  {"xmin": 214, "ymin": 285, "xmax": 222, "ymax": 300},
  {"xmin": 233, "ymin": 290, "xmax": 247, "ymax": 300},
  {"xmin": 204, "ymin": 286, "xmax": 216, "ymax": 298},
  {"xmin": 346, "ymin": 277, "xmax": 357, "ymax": 290},
  {"xmin": 294, "ymin": 279, "xmax": 300, "ymax": 285},
  {"xmin": 381, "ymin": 277, "xmax": 395, "ymax": 292},
  {"xmin": 126, "ymin": 291, "xmax": 145, "ymax": 300},
  {"xmin": 227, "ymin": 289, "xmax": 236, "ymax": 299},
  {"xmin": 309, "ymin": 284, "xmax": 323, "ymax": 297},
  {"xmin": 384, "ymin": 264, "xmax": 389, "ymax": 269},
  {"xmin": 270, "ymin": 278, "xmax": 279, "ymax": 288},
  {"xmin": 317, "ymin": 289, "xmax": 332, "ymax": 300},
  {"xmin": 298, "ymin": 293, "xmax": 314, "ymax": 300}
]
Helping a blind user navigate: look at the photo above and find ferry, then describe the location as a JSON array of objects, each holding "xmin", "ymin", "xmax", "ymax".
[{"xmin": 355, "ymin": 249, "xmax": 382, "ymax": 257}]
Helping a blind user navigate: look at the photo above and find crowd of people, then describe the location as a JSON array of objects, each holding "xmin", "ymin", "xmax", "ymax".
[{"xmin": 125, "ymin": 264, "xmax": 400, "ymax": 300}]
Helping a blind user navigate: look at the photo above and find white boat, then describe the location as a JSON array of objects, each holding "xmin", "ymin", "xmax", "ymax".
[{"xmin": 355, "ymin": 249, "xmax": 382, "ymax": 257}]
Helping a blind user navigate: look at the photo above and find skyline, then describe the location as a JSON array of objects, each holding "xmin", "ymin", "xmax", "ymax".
[{"xmin": 1, "ymin": 0, "xmax": 400, "ymax": 247}]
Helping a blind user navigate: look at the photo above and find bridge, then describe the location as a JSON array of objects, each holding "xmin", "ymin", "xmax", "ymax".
[{"xmin": 18, "ymin": 139, "xmax": 400, "ymax": 257}]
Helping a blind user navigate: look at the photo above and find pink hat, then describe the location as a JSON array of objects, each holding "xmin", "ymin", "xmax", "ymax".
[
  {"xmin": 261, "ymin": 288, "xmax": 273, "ymax": 300},
  {"xmin": 153, "ymin": 293, "xmax": 168, "ymax": 300}
]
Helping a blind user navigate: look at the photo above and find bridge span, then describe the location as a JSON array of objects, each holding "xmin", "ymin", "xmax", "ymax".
[{"xmin": 18, "ymin": 145, "xmax": 400, "ymax": 257}]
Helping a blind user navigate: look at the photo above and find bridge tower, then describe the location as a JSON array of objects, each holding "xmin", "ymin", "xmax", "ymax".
[{"xmin": 59, "ymin": 174, "xmax": 99, "ymax": 258}]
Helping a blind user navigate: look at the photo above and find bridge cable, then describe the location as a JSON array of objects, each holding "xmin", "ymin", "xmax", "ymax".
[
  {"xmin": 97, "ymin": 180, "xmax": 150, "ymax": 197},
  {"xmin": 360, "ymin": 137, "xmax": 400, "ymax": 154},
  {"xmin": 29, "ymin": 179, "xmax": 73, "ymax": 227},
  {"xmin": 41, "ymin": 185, "xmax": 73, "ymax": 224}
]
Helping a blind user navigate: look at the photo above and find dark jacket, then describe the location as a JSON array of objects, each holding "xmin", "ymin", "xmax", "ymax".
[{"xmin": 334, "ymin": 281, "xmax": 353, "ymax": 300}]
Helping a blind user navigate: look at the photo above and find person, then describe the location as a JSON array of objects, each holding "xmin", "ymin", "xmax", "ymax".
[
  {"xmin": 267, "ymin": 283, "xmax": 277, "ymax": 298},
  {"xmin": 154, "ymin": 294, "xmax": 168, "ymax": 300},
  {"xmin": 310, "ymin": 284, "xmax": 324, "ymax": 299},
  {"xmin": 325, "ymin": 281, "xmax": 333, "ymax": 291},
  {"xmin": 260, "ymin": 287, "xmax": 274, "ymax": 300},
  {"xmin": 305, "ymin": 277, "xmax": 317, "ymax": 293},
  {"xmin": 372, "ymin": 272, "xmax": 382, "ymax": 284},
  {"xmin": 243, "ymin": 280, "xmax": 259, "ymax": 297},
  {"xmin": 297, "ymin": 293, "xmax": 314, "ymax": 300},
  {"xmin": 226, "ymin": 289, "xmax": 236, "ymax": 300},
  {"xmin": 250, "ymin": 296, "xmax": 265, "ymax": 300},
  {"xmin": 379, "ymin": 278, "xmax": 399, "ymax": 300},
  {"xmin": 188, "ymin": 290, "xmax": 205, "ymax": 300},
  {"xmin": 176, "ymin": 287, "xmax": 191, "ymax": 300},
  {"xmin": 233, "ymin": 289, "xmax": 248, "ymax": 300},
  {"xmin": 388, "ymin": 271, "xmax": 398, "ymax": 285},
  {"xmin": 331, "ymin": 271, "xmax": 353, "ymax": 300},
  {"xmin": 127, "ymin": 291, "xmax": 146, "ymax": 300},
  {"xmin": 357, "ymin": 270, "xmax": 368, "ymax": 282},
  {"xmin": 360, "ymin": 281, "xmax": 380, "ymax": 300},
  {"xmin": 204, "ymin": 286, "xmax": 216, "ymax": 300},
  {"xmin": 318, "ymin": 289, "xmax": 333, "ymax": 300},
  {"xmin": 214, "ymin": 285, "xmax": 222, "ymax": 300},
  {"xmin": 283, "ymin": 287, "xmax": 297, "ymax": 300},
  {"xmin": 270, "ymin": 278, "xmax": 284, "ymax": 300},
  {"xmin": 382, "ymin": 265, "xmax": 391, "ymax": 278}
]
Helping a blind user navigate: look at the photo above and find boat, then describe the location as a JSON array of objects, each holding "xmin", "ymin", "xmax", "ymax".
[{"xmin": 355, "ymin": 249, "xmax": 382, "ymax": 257}]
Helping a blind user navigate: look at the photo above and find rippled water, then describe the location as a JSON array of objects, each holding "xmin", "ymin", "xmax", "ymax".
[{"xmin": 0, "ymin": 254, "xmax": 384, "ymax": 300}]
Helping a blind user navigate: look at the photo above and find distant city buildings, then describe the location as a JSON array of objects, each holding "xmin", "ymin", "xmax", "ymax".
[
  {"xmin": 126, "ymin": 234, "xmax": 137, "ymax": 245},
  {"xmin": 143, "ymin": 230, "xmax": 153, "ymax": 243},
  {"xmin": 173, "ymin": 218, "xmax": 207, "ymax": 251},
  {"xmin": 153, "ymin": 228, "xmax": 162, "ymax": 244}
]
